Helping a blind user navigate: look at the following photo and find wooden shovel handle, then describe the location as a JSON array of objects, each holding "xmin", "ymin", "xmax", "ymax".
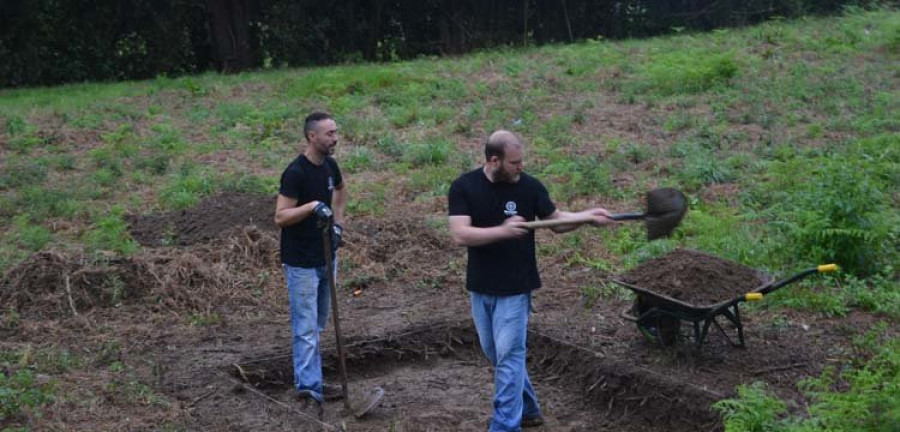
[
  {"xmin": 521, "ymin": 215, "xmax": 598, "ymax": 229},
  {"xmin": 522, "ymin": 212, "xmax": 647, "ymax": 229}
]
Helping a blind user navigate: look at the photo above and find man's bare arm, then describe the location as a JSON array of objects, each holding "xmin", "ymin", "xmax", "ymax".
[
  {"xmin": 448, "ymin": 215, "xmax": 528, "ymax": 247},
  {"xmin": 274, "ymin": 194, "xmax": 321, "ymax": 228}
]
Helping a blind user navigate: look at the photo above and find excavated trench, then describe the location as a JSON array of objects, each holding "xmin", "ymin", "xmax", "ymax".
[{"xmin": 226, "ymin": 323, "xmax": 720, "ymax": 431}]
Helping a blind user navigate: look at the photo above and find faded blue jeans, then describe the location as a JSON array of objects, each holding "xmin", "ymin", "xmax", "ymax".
[
  {"xmin": 470, "ymin": 291, "xmax": 542, "ymax": 432},
  {"xmin": 283, "ymin": 262, "xmax": 336, "ymax": 403}
]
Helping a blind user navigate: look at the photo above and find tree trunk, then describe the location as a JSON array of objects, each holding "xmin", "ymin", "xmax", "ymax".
[{"xmin": 207, "ymin": 0, "xmax": 259, "ymax": 72}]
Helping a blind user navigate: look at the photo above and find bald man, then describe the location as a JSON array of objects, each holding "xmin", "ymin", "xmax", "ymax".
[{"xmin": 448, "ymin": 130, "xmax": 613, "ymax": 431}]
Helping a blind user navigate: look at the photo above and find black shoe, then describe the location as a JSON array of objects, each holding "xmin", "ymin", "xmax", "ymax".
[
  {"xmin": 522, "ymin": 415, "xmax": 544, "ymax": 428},
  {"xmin": 323, "ymin": 383, "xmax": 344, "ymax": 401}
]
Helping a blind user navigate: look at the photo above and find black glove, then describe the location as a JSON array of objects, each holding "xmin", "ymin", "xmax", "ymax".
[
  {"xmin": 314, "ymin": 202, "xmax": 333, "ymax": 229},
  {"xmin": 331, "ymin": 223, "xmax": 344, "ymax": 250}
]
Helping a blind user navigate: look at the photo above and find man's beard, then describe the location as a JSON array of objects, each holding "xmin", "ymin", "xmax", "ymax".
[
  {"xmin": 316, "ymin": 142, "xmax": 336, "ymax": 156},
  {"xmin": 493, "ymin": 166, "xmax": 520, "ymax": 183}
]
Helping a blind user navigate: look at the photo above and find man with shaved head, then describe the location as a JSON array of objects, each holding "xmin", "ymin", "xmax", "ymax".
[
  {"xmin": 448, "ymin": 130, "xmax": 613, "ymax": 431},
  {"xmin": 274, "ymin": 111, "xmax": 347, "ymax": 419}
]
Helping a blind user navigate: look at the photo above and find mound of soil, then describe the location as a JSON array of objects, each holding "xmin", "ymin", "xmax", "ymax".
[
  {"xmin": 127, "ymin": 193, "xmax": 276, "ymax": 246},
  {"xmin": 618, "ymin": 249, "xmax": 766, "ymax": 305}
]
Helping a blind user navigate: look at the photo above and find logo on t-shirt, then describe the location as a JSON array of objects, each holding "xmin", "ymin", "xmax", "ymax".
[
  {"xmin": 328, "ymin": 177, "xmax": 334, "ymax": 191},
  {"xmin": 504, "ymin": 201, "xmax": 518, "ymax": 216}
]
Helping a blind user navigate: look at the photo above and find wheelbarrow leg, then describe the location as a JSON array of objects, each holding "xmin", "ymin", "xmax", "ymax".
[
  {"xmin": 699, "ymin": 319, "xmax": 712, "ymax": 348},
  {"xmin": 692, "ymin": 321, "xmax": 701, "ymax": 348},
  {"xmin": 734, "ymin": 304, "xmax": 745, "ymax": 348},
  {"xmin": 712, "ymin": 306, "xmax": 746, "ymax": 348}
]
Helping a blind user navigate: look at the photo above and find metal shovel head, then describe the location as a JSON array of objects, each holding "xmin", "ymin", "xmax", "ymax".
[
  {"xmin": 644, "ymin": 188, "xmax": 687, "ymax": 240},
  {"xmin": 352, "ymin": 386, "xmax": 385, "ymax": 418}
]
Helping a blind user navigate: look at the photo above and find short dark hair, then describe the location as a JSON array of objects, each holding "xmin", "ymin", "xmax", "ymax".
[
  {"xmin": 304, "ymin": 112, "xmax": 333, "ymax": 141},
  {"xmin": 484, "ymin": 131, "xmax": 521, "ymax": 161},
  {"xmin": 485, "ymin": 139, "xmax": 506, "ymax": 161}
]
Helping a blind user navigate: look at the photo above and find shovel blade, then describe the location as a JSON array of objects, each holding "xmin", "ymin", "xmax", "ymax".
[
  {"xmin": 644, "ymin": 188, "xmax": 687, "ymax": 240},
  {"xmin": 352, "ymin": 386, "xmax": 385, "ymax": 418}
]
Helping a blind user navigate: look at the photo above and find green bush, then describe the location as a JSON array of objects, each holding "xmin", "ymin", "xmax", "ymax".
[
  {"xmin": 747, "ymin": 136, "xmax": 898, "ymax": 276},
  {"xmin": 404, "ymin": 139, "xmax": 452, "ymax": 166},
  {"xmin": 16, "ymin": 186, "xmax": 82, "ymax": 221},
  {"xmin": 713, "ymin": 382, "xmax": 787, "ymax": 432},
  {"xmin": 0, "ymin": 369, "xmax": 55, "ymax": 425},
  {"xmin": 0, "ymin": 157, "xmax": 48, "ymax": 190},
  {"xmin": 84, "ymin": 206, "xmax": 138, "ymax": 255},
  {"xmin": 343, "ymin": 147, "xmax": 377, "ymax": 173},
  {"xmin": 540, "ymin": 155, "xmax": 615, "ymax": 203},
  {"xmin": 779, "ymin": 158, "xmax": 894, "ymax": 276},
  {"xmin": 714, "ymin": 335, "xmax": 900, "ymax": 432},
  {"xmin": 11, "ymin": 215, "xmax": 51, "ymax": 252},
  {"xmin": 375, "ymin": 135, "xmax": 403, "ymax": 158},
  {"xmin": 159, "ymin": 167, "xmax": 217, "ymax": 210},
  {"xmin": 640, "ymin": 51, "xmax": 738, "ymax": 95}
]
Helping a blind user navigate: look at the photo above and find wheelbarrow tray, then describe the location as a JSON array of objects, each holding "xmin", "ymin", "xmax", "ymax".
[
  {"xmin": 613, "ymin": 279, "xmax": 753, "ymax": 348},
  {"xmin": 612, "ymin": 279, "xmax": 746, "ymax": 319},
  {"xmin": 612, "ymin": 265, "xmax": 836, "ymax": 348}
]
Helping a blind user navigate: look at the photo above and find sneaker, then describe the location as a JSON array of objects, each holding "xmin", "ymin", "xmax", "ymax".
[
  {"xmin": 323, "ymin": 383, "xmax": 344, "ymax": 401},
  {"xmin": 297, "ymin": 391, "xmax": 325, "ymax": 420},
  {"xmin": 521, "ymin": 415, "xmax": 545, "ymax": 428}
]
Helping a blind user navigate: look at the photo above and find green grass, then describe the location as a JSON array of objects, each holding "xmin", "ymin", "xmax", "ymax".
[
  {"xmin": 714, "ymin": 328, "xmax": 900, "ymax": 431},
  {"xmin": 0, "ymin": 7, "xmax": 898, "ymax": 431}
]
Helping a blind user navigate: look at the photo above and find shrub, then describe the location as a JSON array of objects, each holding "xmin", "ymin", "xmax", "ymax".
[
  {"xmin": 84, "ymin": 206, "xmax": 138, "ymax": 255},
  {"xmin": 404, "ymin": 139, "xmax": 452, "ymax": 166},
  {"xmin": 11, "ymin": 215, "xmax": 51, "ymax": 252},
  {"xmin": 0, "ymin": 369, "xmax": 55, "ymax": 425},
  {"xmin": 343, "ymin": 147, "xmax": 377, "ymax": 173},
  {"xmin": 712, "ymin": 382, "xmax": 786, "ymax": 432},
  {"xmin": 641, "ymin": 51, "xmax": 738, "ymax": 95}
]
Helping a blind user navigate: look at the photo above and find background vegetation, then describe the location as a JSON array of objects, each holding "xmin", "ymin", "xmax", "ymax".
[
  {"xmin": 1, "ymin": 6, "xmax": 898, "ymax": 430},
  {"xmin": 1, "ymin": 0, "xmax": 894, "ymax": 87}
]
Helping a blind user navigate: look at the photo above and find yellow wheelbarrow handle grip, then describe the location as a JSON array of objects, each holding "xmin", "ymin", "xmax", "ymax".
[
  {"xmin": 817, "ymin": 264, "xmax": 839, "ymax": 273},
  {"xmin": 745, "ymin": 293, "xmax": 764, "ymax": 301}
]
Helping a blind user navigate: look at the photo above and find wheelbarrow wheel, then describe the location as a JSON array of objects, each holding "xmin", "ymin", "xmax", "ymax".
[{"xmin": 632, "ymin": 300, "xmax": 681, "ymax": 347}]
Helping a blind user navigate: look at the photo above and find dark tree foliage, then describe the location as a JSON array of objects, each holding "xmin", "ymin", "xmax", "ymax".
[{"xmin": 0, "ymin": 0, "xmax": 888, "ymax": 88}]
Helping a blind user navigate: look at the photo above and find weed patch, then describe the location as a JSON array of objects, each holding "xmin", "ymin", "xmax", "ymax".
[{"xmin": 637, "ymin": 51, "xmax": 739, "ymax": 95}]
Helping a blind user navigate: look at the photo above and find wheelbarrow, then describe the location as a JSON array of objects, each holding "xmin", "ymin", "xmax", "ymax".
[{"xmin": 614, "ymin": 264, "xmax": 838, "ymax": 348}]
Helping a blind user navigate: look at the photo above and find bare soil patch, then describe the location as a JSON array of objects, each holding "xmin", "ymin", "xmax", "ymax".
[{"xmin": 127, "ymin": 193, "xmax": 276, "ymax": 247}]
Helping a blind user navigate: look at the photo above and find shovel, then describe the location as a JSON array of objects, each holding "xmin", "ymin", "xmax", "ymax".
[
  {"xmin": 522, "ymin": 187, "xmax": 687, "ymax": 240},
  {"xmin": 322, "ymin": 224, "xmax": 385, "ymax": 418}
]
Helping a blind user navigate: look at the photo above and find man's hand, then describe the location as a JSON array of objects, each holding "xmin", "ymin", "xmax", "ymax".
[
  {"xmin": 501, "ymin": 215, "xmax": 528, "ymax": 239},
  {"xmin": 332, "ymin": 223, "xmax": 344, "ymax": 250},
  {"xmin": 314, "ymin": 202, "xmax": 333, "ymax": 228},
  {"xmin": 584, "ymin": 207, "xmax": 614, "ymax": 227}
]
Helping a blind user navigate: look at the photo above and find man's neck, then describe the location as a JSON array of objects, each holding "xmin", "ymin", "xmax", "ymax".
[
  {"xmin": 482, "ymin": 165, "xmax": 496, "ymax": 183},
  {"xmin": 304, "ymin": 147, "xmax": 326, "ymax": 165}
]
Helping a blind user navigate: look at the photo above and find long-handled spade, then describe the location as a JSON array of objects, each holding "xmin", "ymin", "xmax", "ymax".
[
  {"xmin": 522, "ymin": 187, "xmax": 688, "ymax": 240},
  {"xmin": 321, "ymin": 221, "xmax": 384, "ymax": 418}
]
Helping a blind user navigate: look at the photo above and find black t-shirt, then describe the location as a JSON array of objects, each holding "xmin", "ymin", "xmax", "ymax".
[
  {"xmin": 279, "ymin": 155, "xmax": 343, "ymax": 267},
  {"xmin": 448, "ymin": 168, "xmax": 556, "ymax": 296}
]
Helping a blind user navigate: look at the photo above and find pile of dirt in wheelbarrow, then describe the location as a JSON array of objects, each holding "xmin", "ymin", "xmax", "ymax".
[
  {"xmin": 618, "ymin": 249, "xmax": 766, "ymax": 305},
  {"xmin": 127, "ymin": 193, "xmax": 276, "ymax": 246}
]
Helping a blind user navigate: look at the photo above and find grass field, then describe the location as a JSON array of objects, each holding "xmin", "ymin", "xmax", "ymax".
[{"xmin": 1, "ymin": 7, "xmax": 898, "ymax": 431}]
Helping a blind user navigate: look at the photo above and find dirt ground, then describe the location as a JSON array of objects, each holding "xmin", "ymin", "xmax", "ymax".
[{"xmin": 1, "ymin": 193, "xmax": 887, "ymax": 431}]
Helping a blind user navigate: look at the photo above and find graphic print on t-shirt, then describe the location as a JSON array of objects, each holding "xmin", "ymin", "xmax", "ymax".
[{"xmin": 504, "ymin": 201, "xmax": 518, "ymax": 216}]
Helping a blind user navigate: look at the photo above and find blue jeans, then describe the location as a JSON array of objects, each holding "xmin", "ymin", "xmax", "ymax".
[
  {"xmin": 470, "ymin": 291, "xmax": 541, "ymax": 432},
  {"xmin": 283, "ymin": 262, "xmax": 336, "ymax": 403}
]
